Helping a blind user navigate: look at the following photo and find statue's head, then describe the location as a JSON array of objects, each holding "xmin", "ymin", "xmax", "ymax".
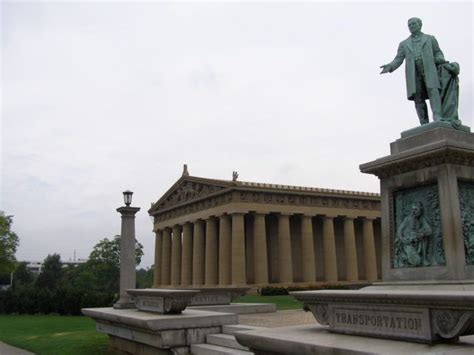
[
  {"xmin": 411, "ymin": 202, "xmax": 423, "ymax": 217},
  {"xmin": 408, "ymin": 17, "xmax": 422, "ymax": 34}
]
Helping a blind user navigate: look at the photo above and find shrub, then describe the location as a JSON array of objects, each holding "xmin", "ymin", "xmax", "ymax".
[{"xmin": 260, "ymin": 287, "xmax": 289, "ymax": 296}]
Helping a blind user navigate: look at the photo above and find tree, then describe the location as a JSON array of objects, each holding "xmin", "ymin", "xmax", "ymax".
[
  {"xmin": 87, "ymin": 236, "xmax": 144, "ymax": 294},
  {"xmin": 89, "ymin": 235, "xmax": 143, "ymax": 267},
  {"xmin": 35, "ymin": 254, "xmax": 63, "ymax": 289},
  {"xmin": 136, "ymin": 266, "xmax": 154, "ymax": 289},
  {"xmin": 0, "ymin": 212, "xmax": 20, "ymax": 274},
  {"xmin": 13, "ymin": 262, "xmax": 34, "ymax": 286}
]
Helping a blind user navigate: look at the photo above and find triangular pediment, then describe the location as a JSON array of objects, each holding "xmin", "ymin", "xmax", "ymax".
[{"xmin": 149, "ymin": 176, "xmax": 233, "ymax": 214}]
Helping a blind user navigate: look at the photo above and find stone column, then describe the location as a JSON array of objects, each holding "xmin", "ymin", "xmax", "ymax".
[
  {"xmin": 153, "ymin": 229, "xmax": 163, "ymax": 287},
  {"xmin": 301, "ymin": 214, "xmax": 316, "ymax": 282},
  {"xmin": 253, "ymin": 213, "xmax": 268, "ymax": 284},
  {"xmin": 231, "ymin": 213, "xmax": 246, "ymax": 285},
  {"xmin": 205, "ymin": 217, "xmax": 218, "ymax": 285},
  {"xmin": 171, "ymin": 225, "xmax": 182, "ymax": 286},
  {"xmin": 192, "ymin": 220, "xmax": 205, "ymax": 285},
  {"xmin": 219, "ymin": 214, "xmax": 232, "ymax": 285},
  {"xmin": 114, "ymin": 206, "xmax": 140, "ymax": 309},
  {"xmin": 322, "ymin": 216, "xmax": 338, "ymax": 282},
  {"xmin": 363, "ymin": 217, "xmax": 378, "ymax": 282},
  {"xmin": 278, "ymin": 213, "xmax": 293, "ymax": 283},
  {"xmin": 181, "ymin": 222, "xmax": 193, "ymax": 286},
  {"xmin": 343, "ymin": 217, "xmax": 359, "ymax": 282},
  {"xmin": 161, "ymin": 227, "xmax": 172, "ymax": 285}
]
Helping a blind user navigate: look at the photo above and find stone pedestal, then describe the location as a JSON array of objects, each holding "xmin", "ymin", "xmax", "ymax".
[
  {"xmin": 82, "ymin": 307, "xmax": 237, "ymax": 355},
  {"xmin": 114, "ymin": 206, "xmax": 140, "ymax": 309},
  {"xmin": 235, "ymin": 125, "xmax": 474, "ymax": 353},
  {"xmin": 360, "ymin": 126, "xmax": 474, "ymax": 283}
]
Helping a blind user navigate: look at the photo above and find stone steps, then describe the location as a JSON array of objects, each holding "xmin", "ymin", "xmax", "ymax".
[
  {"xmin": 190, "ymin": 343, "xmax": 253, "ymax": 355},
  {"xmin": 207, "ymin": 334, "xmax": 249, "ymax": 351},
  {"xmin": 190, "ymin": 324, "xmax": 261, "ymax": 354},
  {"xmin": 222, "ymin": 324, "xmax": 262, "ymax": 336}
]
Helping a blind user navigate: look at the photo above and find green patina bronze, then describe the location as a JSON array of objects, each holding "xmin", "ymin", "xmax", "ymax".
[
  {"xmin": 393, "ymin": 184, "xmax": 445, "ymax": 268},
  {"xmin": 458, "ymin": 181, "xmax": 474, "ymax": 265},
  {"xmin": 380, "ymin": 17, "xmax": 465, "ymax": 129}
]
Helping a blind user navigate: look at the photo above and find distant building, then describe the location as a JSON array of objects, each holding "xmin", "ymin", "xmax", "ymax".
[{"xmin": 21, "ymin": 259, "xmax": 88, "ymax": 274}]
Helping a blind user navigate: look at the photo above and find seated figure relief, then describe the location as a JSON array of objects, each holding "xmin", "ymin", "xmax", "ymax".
[{"xmin": 395, "ymin": 202, "xmax": 433, "ymax": 267}]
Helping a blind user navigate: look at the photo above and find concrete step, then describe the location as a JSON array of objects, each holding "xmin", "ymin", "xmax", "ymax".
[
  {"xmin": 191, "ymin": 343, "xmax": 253, "ymax": 355},
  {"xmin": 206, "ymin": 333, "xmax": 249, "ymax": 351},
  {"xmin": 222, "ymin": 324, "xmax": 263, "ymax": 336}
]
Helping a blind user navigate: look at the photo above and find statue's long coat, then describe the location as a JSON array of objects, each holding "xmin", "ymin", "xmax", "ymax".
[{"xmin": 388, "ymin": 33, "xmax": 445, "ymax": 101}]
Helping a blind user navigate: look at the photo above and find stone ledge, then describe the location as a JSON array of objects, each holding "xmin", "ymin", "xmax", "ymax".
[
  {"xmin": 234, "ymin": 324, "xmax": 474, "ymax": 355},
  {"xmin": 82, "ymin": 307, "xmax": 238, "ymax": 353},
  {"xmin": 290, "ymin": 290, "xmax": 474, "ymax": 343},
  {"xmin": 82, "ymin": 307, "xmax": 237, "ymax": 331},
  {"xmin": 360, "ymin": 126, "xmax": 474, "ymax": 178}
]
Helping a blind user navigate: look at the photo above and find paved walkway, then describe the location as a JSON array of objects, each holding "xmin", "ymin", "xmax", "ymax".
[
  {"xmin": 0, "ymin": 341, "xmax": 34, "ymax": 355},
  {"xmin": 238, "ymin": 309, "xmax": 316, "ymax": 328}
]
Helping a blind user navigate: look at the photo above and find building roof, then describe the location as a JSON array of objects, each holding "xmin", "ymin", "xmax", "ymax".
[{"xmin": 148, "ymin": 169, "xmax": 380, "ymax": 216}]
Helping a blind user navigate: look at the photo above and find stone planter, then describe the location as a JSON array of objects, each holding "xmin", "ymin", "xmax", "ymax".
[
  {"xmin": 177, "ymin": 286, "xmax": 251, "ymax": 306},
  {"xmin": 126, "ymin": 289, "xmax": 199, "ymax": 314}
]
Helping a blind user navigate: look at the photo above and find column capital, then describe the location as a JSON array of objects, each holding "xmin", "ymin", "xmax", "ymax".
[
  {"xmin": 321, "ymin": 214, "xmax": 337, "ymax": 220},
  {"xmin": 342, "ymin": 216, "xmax": 355, "ymax": 221},
  {"xmin": 172, "ymin": 224, "xmax": 182, "ymax": 230},
  {"xmin": 116, "ymin": 206, "xmax": 140, "ymax": 217},
  {"xmin": 229, "ymin": 211, "xmax": 247, "ymax": 217},
  {"xmin": 252, "ymin": 211, "xmax": 269, "ymax": 216},
  {"xmin": 361, "ymin": 216, "xmax": 377, "ymax": 221},
  {"xmin": 277, "ymin": 212, "xmax": 292, "ymax": 217}
]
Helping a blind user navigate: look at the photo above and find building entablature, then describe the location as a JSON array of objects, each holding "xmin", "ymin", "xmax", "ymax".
[{"xmin": 149, "ymin": 175, "xmax": 381, "ymax": 230}]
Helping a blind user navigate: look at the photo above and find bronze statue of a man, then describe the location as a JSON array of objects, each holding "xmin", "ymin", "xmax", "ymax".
[{"xmin": 380, "ymin": 18, "xmax": 447, "ymax": 125}]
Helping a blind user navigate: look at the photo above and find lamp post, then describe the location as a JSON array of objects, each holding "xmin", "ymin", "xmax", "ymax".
[{"xmin": 113, "ymin": 190, "xmax": 140, "ymax": 309}]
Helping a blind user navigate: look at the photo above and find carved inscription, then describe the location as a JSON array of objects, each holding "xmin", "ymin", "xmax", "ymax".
[
  {"xmin": 137, "ymin": 298, "xmax": 165, "ymax": 313},
  {"xmin": 329, "ymin": 305, "xmax": 429, "ymax": 341},
  {"xmin": 189, "ymin": 294, "xmax": 230, "ymax": 306},
  {"xmin": 334, "ymin": 311, "xmax": 422, "ymax": 330}
]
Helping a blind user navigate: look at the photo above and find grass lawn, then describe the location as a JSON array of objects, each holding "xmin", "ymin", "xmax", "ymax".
[
  {"xmin": 235, "ymin": 294, "xmax": 303, "ymax": 310},
  {"xmin": 0, "ymin": 315, "xmax": 115, "ymax": 355},
  {"xmin": 0, "ymin": 296, "xmax": 301, "ymax": 354}
]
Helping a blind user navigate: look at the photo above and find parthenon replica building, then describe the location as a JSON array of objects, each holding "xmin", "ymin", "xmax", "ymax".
[{"xmin": 149, "ymin": 166, "xmax": 382, "ymax": 288}]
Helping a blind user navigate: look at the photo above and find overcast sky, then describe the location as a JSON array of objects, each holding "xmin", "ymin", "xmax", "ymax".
[{"xmin": 1, "ymin": 1, "xmax": 472, "ymax": 267}]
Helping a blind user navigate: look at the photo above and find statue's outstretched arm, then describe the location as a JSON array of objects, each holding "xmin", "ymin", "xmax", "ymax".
[{"xmin": 380, "ymin": 43, "xmax": 405, "ymax": 74}]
